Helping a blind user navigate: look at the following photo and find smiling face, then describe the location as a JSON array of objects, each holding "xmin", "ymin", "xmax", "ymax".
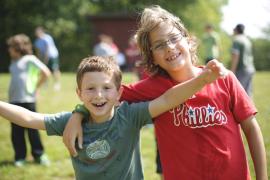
[
  {"xmin": 77, "ymin": 71, "xmax": 122, "ymax": 123},
  {"xmin": 76, "ymin": 56, "xmax": 122, "ymax": 123},
  {"xmin": 135, "ymin": 5, "xmax": 198, "ymax": 80},
  {"xmin": 149, "ymin": 23, "xmax": 194, "ymax": 78}
]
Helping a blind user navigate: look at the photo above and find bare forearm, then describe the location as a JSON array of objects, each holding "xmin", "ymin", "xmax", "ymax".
[
  {"xmin": 247, "ymin": 128, "xmax": 268, "ymax": 179},
  {"xmin": 0, "ymin": 101, "xmax": 45, "ymax": 130},
  {"xmin": 37, "ymin": 70, "xmax": 50, "ymax": 89},
  {"xmin": 164, "ymin": 75, "xmax": 205, "ymax": 109},
  {"xmin": 150, "ymin": 74, "xmax": 206, "ymax": 118},
  {"xmin": 149, "ymin": 60, "xmax": 227, "ymax": 118},
  {"xmin": 242, "ymin": 118, "xmax": 268, "ymax": 180}
]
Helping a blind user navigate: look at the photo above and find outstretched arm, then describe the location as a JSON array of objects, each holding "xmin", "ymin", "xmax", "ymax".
[
  {"xmin": 0, "ymin": 101, "xmax": 45, "ymax": 130},
  {"xmin": 241, "ymin": 116, "xmax": 268, "ymax": 180},
  {"xmin": 149, "ymin": 60, "xmax": 227, "ymax": 118}
]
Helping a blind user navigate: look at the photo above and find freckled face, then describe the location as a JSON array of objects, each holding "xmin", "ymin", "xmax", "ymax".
[
  {"xmin": 149, "ymin": 23, "xmax": 193, "ymax": 75},
  {"xmin": 77, "ymin": 72, "xmax": 121, "ymax": 123}
]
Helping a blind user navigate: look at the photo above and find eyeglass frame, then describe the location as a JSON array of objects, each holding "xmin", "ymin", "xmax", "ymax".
[{"xmin": 150, "ymin": 34, "xmax": 184, "ymax": 52}]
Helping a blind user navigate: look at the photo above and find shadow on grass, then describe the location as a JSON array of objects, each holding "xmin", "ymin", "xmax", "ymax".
[
  {"xmin": 0, "ymin": 160, "xmax": 39, "ymax": 167},
  {"xmin": 0, "ymin": 160, "xmax": 14, "ymax": 167}
]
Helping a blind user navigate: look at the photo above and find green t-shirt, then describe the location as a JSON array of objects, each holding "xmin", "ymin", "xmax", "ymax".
[
  {"xmin": 44, "ymin": 101, "xmax": 152, "ymax": 180},
  {"xmin": 231, "ymin": 34, "xmax": 255, "ymax": 73},
  {"xmin": 202, "ymin": 31, "xmax": 220, "ymax": 60}
]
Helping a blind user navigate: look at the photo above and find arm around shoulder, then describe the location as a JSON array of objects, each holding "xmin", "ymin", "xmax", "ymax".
[
  {"xmin": 62, "ymin": 112, "xmax": 84, "ymax": 157},
  {"xmin": 240, "ymin": 116, "xmax": 268, "ymax": 180}
]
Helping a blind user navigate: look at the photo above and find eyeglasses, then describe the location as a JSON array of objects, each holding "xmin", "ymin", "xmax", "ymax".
[{"xmin": 150, "ymin": 34, "xmax": 183, "ymax": 52}]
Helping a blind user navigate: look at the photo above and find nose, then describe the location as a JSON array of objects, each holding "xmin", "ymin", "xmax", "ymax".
[{"xmin": 95, "ymin": 89, "xmax": 103, "ymax": 98}]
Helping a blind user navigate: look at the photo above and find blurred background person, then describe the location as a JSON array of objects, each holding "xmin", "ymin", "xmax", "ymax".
[
  {"xmin": 125, "ymin": 35, "xmax": 141, "ymax": 72},
  {"xmin": 93, "ymin": 34, "xmax": 116, "ymax": 57},
  {"xmin": 230, "ymin": 24, "xmax": 255, "ymax": 97},
  {"xmin": 94, "ymin": 34, "xmax": 126, "ymax": 70},
  {"xmin": 125, "ymin": 35, "xmax": 146, "ymax": 79},
  {"xmin": 202, "ymin": 24, "xmax": 221, "ymax": 64},
  {"xmin": 6, "ymin": 34, "xmax": 51, "ymax": 167},
  {"xmin": 34, "ymin": 26, "xmax": 61, "ymax": 91}
]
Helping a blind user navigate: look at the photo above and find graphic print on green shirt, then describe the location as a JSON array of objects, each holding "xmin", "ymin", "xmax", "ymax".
[{"xmin": 26, "ymin": 62, "xmax": 40, "ymax": 94}]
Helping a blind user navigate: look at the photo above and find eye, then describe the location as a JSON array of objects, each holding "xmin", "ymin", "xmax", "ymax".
[
  {"xmin": 104, "ymin": 85, "xmax": 113, "ymax": 90},
  {"xmin": 153, "ymin": 42, "xmax": 166, "ymax": 50},
  {"xmin": 170, "ymin": 37, "xmax": 178, "ymax": 43},
  {"xmin": 170, "ymin": 35, "xmax": 181, "ymax": 43}
]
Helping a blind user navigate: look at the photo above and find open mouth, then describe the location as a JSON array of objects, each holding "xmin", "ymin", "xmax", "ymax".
[
  {"xmin": 92, "ymin": 102, "xmax": 106, "ymax": 107},
  {"xmin": 166, "ymin": 52, "xmax": 181, "ymax": 62}
]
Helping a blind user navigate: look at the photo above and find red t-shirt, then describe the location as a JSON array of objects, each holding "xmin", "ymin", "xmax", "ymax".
[{"xmin": 121, "ymin": 71, "xmax": 256, "ymax": 180}]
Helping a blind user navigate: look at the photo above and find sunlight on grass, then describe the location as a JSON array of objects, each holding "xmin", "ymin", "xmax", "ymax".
[{"xmin": 0, "ymin": 72, "xmax": 270, "ymax": 180}]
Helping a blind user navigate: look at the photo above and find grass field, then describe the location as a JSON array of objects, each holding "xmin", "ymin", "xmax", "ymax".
[{"xmin": 0, "ymin": 72, "xmax": 269, "ymax": 180}]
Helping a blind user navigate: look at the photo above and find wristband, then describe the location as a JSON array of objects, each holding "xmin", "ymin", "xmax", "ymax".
[{"xmin": 72, "ymin": 104, "xmax": 89, "ymax": 117}]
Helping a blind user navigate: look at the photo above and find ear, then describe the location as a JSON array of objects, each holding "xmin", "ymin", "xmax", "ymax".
[
  {"xmin": 117, "ymin": 86, "xmax": 124, "ymax": 101},
  {"xmin": 76, "ymin": 87, "xmax": 83, "ymax": 101}
]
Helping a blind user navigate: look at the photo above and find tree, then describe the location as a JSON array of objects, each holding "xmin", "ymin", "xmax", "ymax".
[
  {"xmin": 0, "ymin": 0, "xmax": 227, "ymax": 72},
  {"xmin": 0, "ymin": 0, "xmax": 93, "ymax": 72}
]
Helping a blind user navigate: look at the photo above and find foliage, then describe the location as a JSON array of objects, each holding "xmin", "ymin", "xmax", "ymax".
[
  {"xmin": 180, "ymin": 0, "xmax": 225, "ymax": 35},
  {"xmin": 0, "ymin": 0, "xmax": 93, "ymax": 72},
  {"xmin": 180, "ymin": 0, "xmax": 229, "ymax": 65},
  {"xmin": 253, "ymin": 38, "xmax": 270, "ymax": 70},
  {"xmin": 0, "ymin": 0, "xmax": 227, "ymax": 72}
]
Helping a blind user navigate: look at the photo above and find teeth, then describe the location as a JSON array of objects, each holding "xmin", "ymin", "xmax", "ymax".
[
  {"xmin": 167, "ymin": 53, "xmax": 180, "ymax": 61},
  {"xmin": 93, "ymin": 102, "xmax": 106, "ymax": 107}
]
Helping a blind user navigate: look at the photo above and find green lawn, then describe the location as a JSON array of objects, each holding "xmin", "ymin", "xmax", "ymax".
[{"xmin": 0, "ymin": 72, "xmax": 269, "ymax": 180}]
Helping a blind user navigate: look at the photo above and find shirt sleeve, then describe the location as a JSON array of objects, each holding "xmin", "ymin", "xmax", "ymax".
[
  {"xmin": 226, "ymin": 72, "xmax": 257, "ymax": 122},
  {"xmin": 119, "ymin": 101, "xmax": 152, "ymax": 128},
  {"xmin": 44, "ymin": 112, "xmax": 72, "ymax": 136},
  {"xmin": 231, "ymin": 41, "xmax": 241, "ymax": 55},
  {"xmin": 30, "ymin": 55, "xmax": 48, "ymax": 70}
]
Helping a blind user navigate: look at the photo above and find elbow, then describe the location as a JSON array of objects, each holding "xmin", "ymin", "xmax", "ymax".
[
  {"xmin": 46, "ymin": 70, "xmax": 52, "ymax": 78},
  {"xmin": 43, "ymin": 70, "xmax": 51, "ymax": 79}
]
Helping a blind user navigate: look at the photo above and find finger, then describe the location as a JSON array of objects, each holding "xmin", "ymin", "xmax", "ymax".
[
  {"xmin": 78, "ymin": 131, "xmax": 83, "ymax": 149},
  {"xmin": 63, "ymin": 133, "xmax": 70, "ymax": 151},
  {"xmin": 206, "ymin": 62, "xmax": 219, "ymax": 72},
  {"xmin": 216, "ymin": 64, "xmax": 228, "ymax": 78},
  {"xmin": 68, "ymin": 136, "xmax": 78, "ymax": 157},
  {"xmin": 206, "ymin": 59, "xmax": 218, "ymax": 67},
  {"xmin": 63, "ymin": 135, "xmax": 76, "ymax": 157},
  {"xmin": 63, "ymin": 123, "xmax": 73, "ymax": 153},
  {"xmin": 219, "ymin": 69, "xmax": 228, "ymax": 78}
]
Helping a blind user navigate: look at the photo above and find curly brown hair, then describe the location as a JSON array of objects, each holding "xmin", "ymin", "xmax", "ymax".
[
  {"xmin": 7, "ymin": 34, "xmax": 33, "ymax": 55},
  {"xmin": 135, "ymin": 5, "xmax": 198, "ymax": 77}
]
